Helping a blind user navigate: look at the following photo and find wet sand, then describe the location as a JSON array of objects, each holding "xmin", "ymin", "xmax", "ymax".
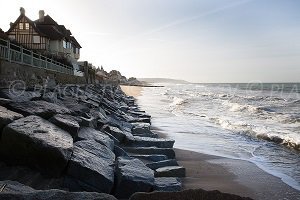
[
  {"xmin": 120, "ymin": 85, "xmax": 143, "ymax": 97},
  {"xmin": 121, "ymin": 85, "xmax": 300, "ymax": 200}
]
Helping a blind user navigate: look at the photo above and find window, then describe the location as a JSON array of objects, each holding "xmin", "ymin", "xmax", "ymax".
[
  {"xmin": 19, "ymin": 23, "xmax": 23, "ymax": 30},
  {"xmin": 33, "ymin": 36, "xmax": 40, "ymax": 43},
  {"xmin": 63, "ymin": 40, "xmax": 67, "ymax": 48},
  {"xmin": 76, "ymin": 48, "xmax": 80, "ymax": 54},
  {"xmin": 25, "ymin": 23, "xmax": 29, "ymax": 30},
  {"xmin": 67, "ymin": 42, "xmax": 71, "ymax": 49},
  {"xmin": 8, "ymin": 35, "xmax": 16, "ymax": 40}
]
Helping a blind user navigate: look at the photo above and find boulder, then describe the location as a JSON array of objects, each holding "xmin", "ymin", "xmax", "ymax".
[
  {"xmin": 0, "ymin": 180, "xmax": 117, "ymax": 200},
  {"xmin": 126, "ymin": 136, "xmax": 175, "ymax": 148},
  {"xmin": 1, "ymin": 115, "xmax": 73, "ymax": 176},
  {"xmin": 8, "ymin": 100, "xmax": 70, "ymax": 119},
  {"xmin": 146, "ymin": 159, "xmax": 179, "ymax": 170},
  {"xmin": 155, "ymin": 166, "xmax": 186, "ymax": 178},
  {"xmin": 131, "ymin": 123, "xmax": 151, "ymax": 134},
  {"xmin": 65, "ymin": 146, "xmax": 114, "ymax": 193},
  {"xmin": 103, "ymin": 125, "xmax": 126, "ymax": 142},
  {"xmin": 124, "ymin": 147, "xmax": 176, "ymax": 159},
  {"xmin": 130, "ymin": 154, "xmax": 168, "ymax": 162},
  {"xmin": 77, "ymin": 127, "xmax": 114, "ymax": 150},
  {"xmin": 74, "ymin": 140, "xmax": 115, "ymax": 166},
  {"xmin": 0, "ymin": 98, "xmax": 12, "ymax": 106},
  {"xmin": 114, "ymin": 157, "xmax": 155, "ymax": 199},
  {"xmin": 60, "ymin": 97, "xmax": 90, "ymax": 116},
  {"xmin": 0, "ymin": 89, "xmax": 41, "ymax": 102},
  {"xmin": 49, "ymin": 114, "xmax": 80, "ymax": 139},
  {"xmin": 153, "ymin": 177, "xmax": 182, "ymax": 192},
  {"xmin": 0, "ymin": 180, "xmax": 35, "ymax": 193},
  {"xmin": 114, "ymin": 145, "xmax": 130, "ymax": 158},
  {"xmin": 129, "ymin": 189, "xmax": 254, "ymax": 200},
  {"xmin": 79, "ymin": 115, "xmax": 97, "ymax": 128},
  {"xmin": 0, "ymin": 106, "xmax": 23, "ymax": 133},
  {"xmin": 131, "ymin": 123, "xmax": 158, "ymax": 138}
]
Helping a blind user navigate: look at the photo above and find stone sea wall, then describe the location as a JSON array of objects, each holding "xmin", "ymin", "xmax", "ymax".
[
  {"xmin": 0, "ymin": 84, "xmax": 184, "ymax": 199},
  {"xmin": 0, "ymin": 60, "xmax": 86, "ymax": 88},
  {"xmin": 0, "ymin": 84, "xmax": 253, "ymax": 200}
]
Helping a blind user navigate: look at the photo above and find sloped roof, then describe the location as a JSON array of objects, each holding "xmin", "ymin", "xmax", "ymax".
[
  {"xmin": 7, "ymin": 12, "xmax": 81, "ymax": 48},
  {"xmin": 7, "ymin": 14, "xmax": 46, "ymax": 37}
]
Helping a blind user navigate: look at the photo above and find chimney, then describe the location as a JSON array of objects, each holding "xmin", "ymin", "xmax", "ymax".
[
  {"xmin": 39, "ymin": 10, "xmax": 45, "ymax": 22},
  {"xmin": 20, "ymin": 7, "xmax": 25, "ymax": 15},
  {"xmin": 10, "ymin": 22, "xmax": 13, "ymax": 27}
]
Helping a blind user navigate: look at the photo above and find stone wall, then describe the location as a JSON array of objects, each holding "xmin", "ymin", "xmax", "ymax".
[{"xmin": 0, "ymin": 59, "xmax": 86, "ymax": 88}]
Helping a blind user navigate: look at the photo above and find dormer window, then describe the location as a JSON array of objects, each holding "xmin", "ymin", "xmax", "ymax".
[{"xmin": 19, "ymin": 23, "xmax": 23, "ymax": 29}]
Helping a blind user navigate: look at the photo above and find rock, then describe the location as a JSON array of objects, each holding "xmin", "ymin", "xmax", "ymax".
[
  {"xmin": 114, "ymin": 157, "xmax": 155, "ymax": 199},
  {"xmin": 1, "ymin": 115, "xmax": 73, "ymax": 176},
  {"xmin": 114, "ymin": 145, "xmax": 130, "ymax": 158},
  {"xmin": 131, "ymin": 123, "xmax": 158, "ymax": 138},
  {"xmin": 103, "ymin": 125, "xmax": 126, "ymax": 142},
  {"xmin": 0, "ymin": 180, "xmax": 118, "ymax": 200},
  {"xmin": 0, "ymin": 89, "xmax": 41, "ymax": 102},
  {"xmin": 79, "ymin": 115, "xmax": 97, "ymax": 128},
  {"xmin": 8, "ymin": 100, "xmax": 71, "ymax": 119},
  {"xmin": 0, "ymin": 180, "xmax": 35, "ymax": 193},
  {"xmin": 131, "ymin": 123, "xmax": 151, "ymax": 134},
  {"xmin": 65, "ymin": 145, "xmax": 114, "ymax": 193},
  {"xmin": 124, "ymin": 147, "xmax": 176, "ymax": 159},
  {"xmin": 0, "ymin": 162, "xmax": 65, "ymax": 190},
  {"xmin": 129, "ymin": 189, "xmax": 254, "ymax": 200},
  {"xmin": 74, "ymin": 140, "xmax": 115, "ymax": 166},
  {"xmin": 49, "ymin": 114, "xmax": 80, "ymax": 139},
  {"xmin": 126, "ymin": 136, "xmax": 175, "ymax": 148},
  {"xmin": 60, "ymin": 97, "xmax": 90, "ymax": 116},
  {"xmin": 102, "ymin": 131, "xmax": 120, "ymax": 144},
  {"xmin": 155, "ymin": 166, "xmax": 186, "ymax": 178},
  {"xmin": 146, "ymin": 159, "xmax": 179, "ymax": 170},
  {"xmin": 77, "ymin": 127, "xmax": 114, "ymax": 150},
  {"xmin": 130, "ymin": 154, "xmax": 168, "ymax": 162},
  {"xmin": 103, "ymin": 125, "xmax": 134, "ymax": 143},
  {"xmin": 107, "ymin": 115, "xmax": 133, "ymax": 132},
  {"xmin": 153, "ymin": 177, "xmax": 182, "ymax": 192},
  {"xmin": 0, "ymin": 106, "xmax": 23, "ymax": 132},
  {"xmin": 128, "ymin": 117, "xmax": 151, "ymax": 124},
  {"xmin": 0, "ymin": 98, "xmax": 12, "ymax": 106}
]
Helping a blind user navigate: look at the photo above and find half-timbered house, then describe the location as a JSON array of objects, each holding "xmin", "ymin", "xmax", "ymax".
[{"xmin": 6, "ymin": 8, "xmax": 81, "ymax": 62}]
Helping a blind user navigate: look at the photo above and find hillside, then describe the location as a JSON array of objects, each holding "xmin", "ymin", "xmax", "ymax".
[{"xmin": 138, "ymin": 78, "xmax": 189, "ymax": 84}]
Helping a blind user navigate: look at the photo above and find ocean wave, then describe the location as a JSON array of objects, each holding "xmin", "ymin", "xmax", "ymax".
[
  {"xmin": 222, "ymin": 101, "xmax": 277, "ymax": 115},
  {"xmin": 293, "ymin": 99, "xmax": 300, "ymax": 104},
  {"xmin": 169, "ymin": 96, "xmax": 188, "ymax": 108},
  {"xmin": 211, "ymin": 117, "xmax": 300, "ymax": 151}
]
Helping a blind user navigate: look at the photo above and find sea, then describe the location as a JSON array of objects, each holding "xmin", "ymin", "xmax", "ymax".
[{"xmin": 136, "ymin": 82, "xmax": 300, "ymax": 191}]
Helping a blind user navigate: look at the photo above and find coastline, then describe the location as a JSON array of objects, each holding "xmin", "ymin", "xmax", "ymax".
[{"xmin": 121, "ymin": 85, "xmax": 300, "ymax": 200}]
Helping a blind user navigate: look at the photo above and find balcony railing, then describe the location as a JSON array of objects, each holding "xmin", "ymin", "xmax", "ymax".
[{"xmin": 0, "ymin": 38, "xmax": 73, "ymax": 75}]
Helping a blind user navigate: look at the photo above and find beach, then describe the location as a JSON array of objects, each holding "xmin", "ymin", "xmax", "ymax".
[{"xmin": 121, "ymin": 85, "xmax": 300, "ymax": 200}]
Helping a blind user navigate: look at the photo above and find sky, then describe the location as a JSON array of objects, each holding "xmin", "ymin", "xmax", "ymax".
[{"xmin": 0, "ymin": 0, "xmax": 299, "ymax": 83}]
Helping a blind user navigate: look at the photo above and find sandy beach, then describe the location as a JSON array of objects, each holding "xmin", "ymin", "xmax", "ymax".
[
  {"xmin": 120, "ymin": 85, "xmax": 143, "ymax": 97},
  {"xmin": 121, "ymin": 85, "xmax": 300, "ymax": 200}
]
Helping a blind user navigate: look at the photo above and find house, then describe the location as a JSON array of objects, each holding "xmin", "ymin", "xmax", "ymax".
[
  {"xmin": 6, "ymin": 7, "xmax": 81, "ymax": 63},
  {"xmin": 95, "ymin": 66, "xmax": 108, "ymax": 83},
  {"xmin": 0, "ymin": 28, "xmax": 8, "ymax": 39},
  {"xmin": 78, "ymin": 61, "xmax": 96, "ymax": 84}
]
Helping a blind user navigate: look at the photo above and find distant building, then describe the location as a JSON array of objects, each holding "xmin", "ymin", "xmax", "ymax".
[
  {"xmin": 6, "ymin": 7, "xmax": 81, "ymax": 63},
  {"xmin": 78, "ymin": 61, "xmax": 96, "ymax": 84},
  {"xmin": 95, "ymin": 66, "xmax": 108, "ymax": 83},
  {"xmin": 0, "ymin": 28, "xmax": 8, "ymax": 39}
]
